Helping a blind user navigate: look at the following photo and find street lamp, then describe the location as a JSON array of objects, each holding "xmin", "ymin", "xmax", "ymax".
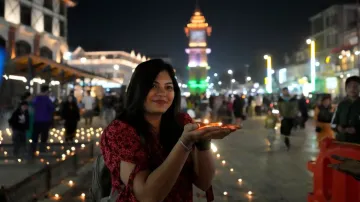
[
  {"xmin": 306, "ymin": 39, "xmax": 316, "ymax": 92},
  {"xmin": 113, "ymin": 64, "xmax": 119, "ymax": 70},
  {"xmin": 214, "ymin": 73, "xmax": 218, "ymax": 77},
  {"xmin": 246, "ymin": 76, "xmax": 251, "ymax": 82},
  {"xmin": 231, "ymin": 79, "xmax": 235, "ymax": 83},
  {"xmin": 264, "ymin": 54, "xmax": 272, "ymax": 93},
  {"xmin": 218, "ymin": 81, "xmax": 222, "ymax": 85},
  {"xmin": 228, "ymin": 69, "xmax": 234, "ymax": 91}
]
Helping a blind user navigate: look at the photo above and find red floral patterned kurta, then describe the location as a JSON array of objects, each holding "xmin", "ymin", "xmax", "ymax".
[{"xmin": 100, "ymin": 113, "xmax": 194, "ymax": 202}]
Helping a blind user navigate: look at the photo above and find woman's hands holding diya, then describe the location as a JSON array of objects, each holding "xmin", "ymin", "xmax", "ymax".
[{"xmin": 181, "ymin": 122, "xmax": 240, "ymax": 144}]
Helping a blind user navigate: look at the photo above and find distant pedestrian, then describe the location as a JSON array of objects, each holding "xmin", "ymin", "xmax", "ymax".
[
  {"xmin": 61, "ymin": 96, "xmax": 80, "ymax": 142},
  {"xmin": 8, "ymin": 101, "xmax": 29, "ymax": 157},
  {"xmin": 278, "ymin": 87, "xmax": 298, "ymax": 150},
  {"xmin": 20, "ymin": 92, "xmax": 33, "ymax": 141},
  {"xmin": 102, "ymin": 91, "xmax": 115, "ymax": 125},
  {"xmin": 82, "ymin": 90, "xmax": 95, "ymax": 126},
  {"xmin": 31, "ymin": 85, "xmax": 54, "ymax": 155},
  {"xmin": 264, "ymin": 109, "xmax": 278, "ymax": 147}
]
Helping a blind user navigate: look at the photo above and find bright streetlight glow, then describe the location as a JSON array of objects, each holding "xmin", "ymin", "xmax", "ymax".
[
  {"xmin": 307, "ymin": 39, "xmax": 316, "ymax": 92},
  {"xmin": 227, "ymin": 69, "xmax": 233, "ymax": 75},
  {"xmin": 231, "ymin": 79, "xmax": 235, "ymax": 83},
  {"xmin": 218, "ymin": 81, "xmax": 222, "ymax": 85},
  {"xmin": 113, "ymin": 64, "xmax": 120, "ymax": 70},
  {"xmin": 80, "ymin": 57, "xmax": 87, "ymax": 63},
  {"xmin": 264, "ymin": 54, "xmax": 272, "ymax": 93},
  {"xmin": 246, "ymin": 76, "xmax": 251, "ymax": 81},
  {"xmin": 214, "ymin": 73, "xmax": 218, "ymax": 77}
]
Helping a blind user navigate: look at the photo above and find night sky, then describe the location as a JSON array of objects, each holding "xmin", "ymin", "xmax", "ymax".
[{"xmin": 68, "ymin": 0, "xmax": 354, "ymax": 84}]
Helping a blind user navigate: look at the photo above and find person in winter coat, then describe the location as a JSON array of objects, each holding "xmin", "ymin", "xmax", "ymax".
[
  {"xmin": 8, "ymin": 101, "xmax": 29, "ymax": 157},
  {"xmin": 314, "ymin": 95, "xmax": 334, "ymax": 147},
  {"xmin": 331, "ymin": 76, "xmax": 360, "ymax": 144},
  {"xmin": 20, "ymin": 92, "xmax": 33, "ymax": 141},
  {"xmin": 233, "ymin": 95, "xmax": 245, "ymax": 126},
  {"xmin": 278, "ymin": 87, "xmax": 298, "ymax": 150},
  {"xmin": 61, "ymin": 96, "xmax": 80, "ymax": 142}
]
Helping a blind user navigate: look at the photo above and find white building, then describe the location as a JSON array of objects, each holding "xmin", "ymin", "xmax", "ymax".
[
  {"xmin": 66, "ymin": 47, "xmax": 149, "ymax": 86},
  {"xmin": 0, "ymin": 0, "xmax": 75, "ymax": 61}
]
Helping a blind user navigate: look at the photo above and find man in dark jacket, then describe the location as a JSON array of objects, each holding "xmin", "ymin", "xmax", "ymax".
[
  {"xmin": 278, "ymin": 87, "xmax": 298, "ymax": 150},
  {"xmin": 9, "ymin": 101, "xmax": 29, "ymax": 157},
  {"xmin": 331, "ymin": 76, "xmax": 360, "ymax": 144}
]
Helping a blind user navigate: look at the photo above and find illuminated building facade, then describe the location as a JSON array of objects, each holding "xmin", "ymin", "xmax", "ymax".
[
  {"xmin": 66, "ymin": 47, "xmax": 148, "ymax": 88},
  {"xmin": 184, "ymin": 7, "xmax": 212, "ymax": 94},
  {"xmin": 0, "ymin": 0, "xmax": 74, "ymax": 60}
]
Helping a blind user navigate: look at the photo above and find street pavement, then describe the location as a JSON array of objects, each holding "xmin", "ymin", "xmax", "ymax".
[
  {"xmin": 54, "ymin": 116, "xmax": 318, "ymax": 202},
  {"xmin": 209, "ymin": 116, "xmax": 317, "ymax": 202}
]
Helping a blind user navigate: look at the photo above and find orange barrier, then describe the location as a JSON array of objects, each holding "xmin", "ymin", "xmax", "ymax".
[{"xmin": 308, "ymin": 138, "xmax": 360, "ymax": 202}]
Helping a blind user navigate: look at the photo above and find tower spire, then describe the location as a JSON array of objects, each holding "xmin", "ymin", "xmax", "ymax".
[{"xmin": 195, "ymin": 0, "xmax": 200, "ymax": 12}]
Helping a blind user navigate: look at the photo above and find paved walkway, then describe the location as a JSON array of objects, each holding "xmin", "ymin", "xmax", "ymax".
[
  {"xmin": 46, "ymin": 117, "xmax": 318, "ymax": 202},
  {"xmin": 209, "ymin": 117, "xmax": 317, "ymax": 201}
]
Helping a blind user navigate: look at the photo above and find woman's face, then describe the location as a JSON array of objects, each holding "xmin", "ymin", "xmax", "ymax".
[
  {"xmin": 144, "ymin": 71, "xmax": 175, "ymax": 114},
  {"xmin": 322, "ymin": 98, "xmax": 331, "ymax": 107}
]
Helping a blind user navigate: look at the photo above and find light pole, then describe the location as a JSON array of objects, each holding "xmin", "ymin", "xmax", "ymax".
[
  {"xmin": 264, "ymin": 55, "xmax": 272, "ymax": 93},
  {"xmin": 228, "ymin": 69, "xmax": 233, "ymax": 91},
  {"xmin": 306, "ymin": 39, "xmax": 316, "ymax": 92}
]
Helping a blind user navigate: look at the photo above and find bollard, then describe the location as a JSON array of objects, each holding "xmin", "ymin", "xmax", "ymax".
[{"xmin": 308, "ymin": 138, "xmax": 360, "ymax": 202}]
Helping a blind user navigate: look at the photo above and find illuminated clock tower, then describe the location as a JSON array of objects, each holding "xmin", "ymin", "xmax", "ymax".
[{"xmin": 184, "ymin": 7, "xmax": 212, "ymax": 94}]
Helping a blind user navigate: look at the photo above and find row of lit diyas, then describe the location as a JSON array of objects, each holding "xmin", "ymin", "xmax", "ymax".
[
  {"xmin": 0, "ymin": 127, "xmax": 103, "ymax": 165},
  {"xmin": 211, "ymin": 142, "xmax": 254, "ymax": 201},
  {"xmin": 199, "ymin": 120, "xmax": 254, "ymax": 200}
]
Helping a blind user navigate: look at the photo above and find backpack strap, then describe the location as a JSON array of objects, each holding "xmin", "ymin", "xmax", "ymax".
[
  {"xmin": 100, "ymin": 189, "xmax": 119, "ymax": 202},
  {"xmin": 206, "ymin": 186, "xmax": 214, "ymax": 202}
]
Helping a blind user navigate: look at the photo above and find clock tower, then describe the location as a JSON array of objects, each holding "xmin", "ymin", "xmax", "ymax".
[{"xmin": 184, "ymin": 6, "xmax": 212, "ymax": 94}]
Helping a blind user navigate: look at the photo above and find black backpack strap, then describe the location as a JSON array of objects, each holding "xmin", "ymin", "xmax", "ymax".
[{"xmin": 100, "ymin": 189, "xmax": 119, "ymax": 202}]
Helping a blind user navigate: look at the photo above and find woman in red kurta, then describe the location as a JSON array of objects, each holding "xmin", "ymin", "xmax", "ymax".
[{"xmin": 100, "ymin": 59, "xmax": 235, "ymax": 202}]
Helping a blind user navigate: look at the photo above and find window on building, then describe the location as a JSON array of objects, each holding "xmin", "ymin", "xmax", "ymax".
[
  {"xmin": 40, "ymin": 46, "xmax": 53, "ymax": 59},
  {"xmin": 312, "ymin": 18, "xmax": 323, "ymax": 34},
  {"xmin": 44, "ymin": 14, "xmax": 53, "ymax": 33},
  {"xmin": 59, "ymin": 20, "xmax": 65, "ymax": 37},
  {"xmin": 0, "ymin": 37, "xmax": 5, "ymax": 49},
  {"xmin": 59, "ymin": 0, "xmax": 65, "ymax": 15},
  {"xmin": 16, "ymin": 41, "xmax": 31, "ymax": 57},
  {"xmin": 44, "ymin": 0, "xmax": 53, "ymax": 11},
  {"xmin": 315, "ymin": 36, "xmax": 325, "ymax": 51},
  {"xmin": 20, "ymin": 5, "xmax": 32, "ymax": 26},
  {"xmin": 0, "ymin": 0, "xmax": 4, "ymax": 18}
]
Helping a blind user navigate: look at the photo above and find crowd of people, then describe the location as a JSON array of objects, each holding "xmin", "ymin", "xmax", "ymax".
[{"xmin": 8, "ymin": 85, "xmax": 125, "ymax": 159}]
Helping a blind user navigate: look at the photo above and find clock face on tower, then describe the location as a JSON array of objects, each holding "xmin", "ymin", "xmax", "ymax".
[{"xmin": 190, "ymin": 30, "xmax": 206, "ymax": 43}]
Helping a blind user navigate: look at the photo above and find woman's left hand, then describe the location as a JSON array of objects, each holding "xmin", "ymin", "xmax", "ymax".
[
  {"xmin": 202, "ymin": 127, "xmax": 237, "ymax": 140},
  {"xmin": 329, "ymin": 155, "xmax": 360, "ymax": 176}
]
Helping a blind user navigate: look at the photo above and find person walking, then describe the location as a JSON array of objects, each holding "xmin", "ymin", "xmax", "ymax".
[
  {"xmin": 61, "ymin": 96, "xmax": 80, "ymax": 142},
  {"xmin": 82, "ymin": 90, "xmax": 95, "ymax": 126},
  {"xmin": 314, "ymin": 95, "xmax": 334, "ymax": 147},
  {"xmin": 31, "ymin": 85, "xmax": 54, "ymax": 156},
  {"xmin": 278, "ymin": 87, "xmax": 298, "ymax": 150}
]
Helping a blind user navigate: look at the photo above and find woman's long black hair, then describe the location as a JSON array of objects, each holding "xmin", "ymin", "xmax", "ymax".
[{"xmin": 117, "ymin": 59, "xmax": 183, "ymax": 153}]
